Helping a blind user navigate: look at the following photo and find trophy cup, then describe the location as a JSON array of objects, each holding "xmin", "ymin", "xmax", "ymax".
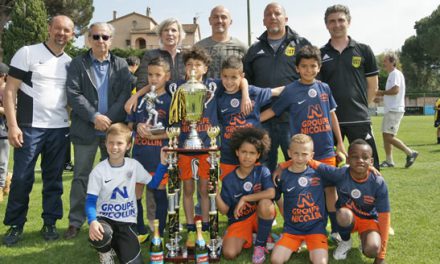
[{"xmin": 138, "ymin": 85, "xmax": 165, "ymax": 135}]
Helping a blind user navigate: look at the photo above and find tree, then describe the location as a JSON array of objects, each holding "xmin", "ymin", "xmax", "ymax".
[
  {"xmin": 44, "ymin": 0, "xmax": 94, "ymax": 36},
  {"xmin": 401, "ymin": 4, "xmax": 440, "ymax": 93},
  {"xmin": 1, "ymin": 0, "xmax": 48, "ymax": 63}
]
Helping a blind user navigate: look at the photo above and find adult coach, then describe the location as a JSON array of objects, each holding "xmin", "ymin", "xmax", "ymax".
[
  {"xmin": 196, "ymin": 5, "xmax": 248, "ymax": 79},
  {"xmin": 376, "ymin": 52, "xmax": 418, "ymax": 168},
  {"xmin": 2, "ymin": 16, "xmax": 74, "ymax": 246},
  {"xmin": 319, "ymin": 4, "xmax": 380, "ymax": 169},
  {"xmin": 243, "ymin": 2, "xmax": 311, "ymax": 172},
  {"xmin": 64, "ymin": 22, "xmax": 131, "ymax": 239}
]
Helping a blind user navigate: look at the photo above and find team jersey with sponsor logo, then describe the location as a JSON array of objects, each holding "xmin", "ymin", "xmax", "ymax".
[
  {"xmin": 217, "ymin": 85, "xmax": 272, "ymax": 165},
  {"xmin": 220, "ymin": 165, "xmax": 274, "ymax": 225},
  {"xmin": 87, "ymin": 158, "xmax": 152, "ymax": 223},
  {"xmin": 279, "ymin": 167, "xmax": 327, "ymax": 235},
  {"xmin": 127, "ymin": 92, "xmax": 171, "ymax": 172},
  {"xmin": 8, "ymin": 43, "xmax": 71, "ymax": 128},
  {"xmin": 272, "ymin": 80, "xmax": 337, "ymax": 160},
  {"xmin": 316, "ymin": 165, "xmax": 390, "ymax": 219}
]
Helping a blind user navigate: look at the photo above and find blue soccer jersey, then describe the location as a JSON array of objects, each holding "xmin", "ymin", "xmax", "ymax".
[
  {"xmin": 279, "ymin": 167, "xmax": 327, "ymax": 235},
  {"xmin": 220, "ymin": 165, "xmax": 274, "ymax": 225},
  {"xmin": 316, "ymin": 165, "xmax": 390, "ymax": 220},
  {"xmin": 272, "ymin": 81, "xmax": 337, "ymax": 160},
  {"xmin": 174, "ymin": 79, "xmax": 220, "ymax": 148},
  {"xmin": 217, "ymin": 85, "xmax": 272, "ymax": 165},
  {"xmin": 127, "ymin": 92, "xmax": 171, "ymax": 172}
]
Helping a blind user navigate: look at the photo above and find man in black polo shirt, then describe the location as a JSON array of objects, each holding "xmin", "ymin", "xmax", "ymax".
[{"xmin": 320, "ymin": 4, "xmax": 380, "ymax": 170}]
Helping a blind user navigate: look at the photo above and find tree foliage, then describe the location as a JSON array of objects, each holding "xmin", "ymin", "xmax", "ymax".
[
  {"xmin": 44, "ymin": 0, "xmax": 94, "ymax": 36},
  {"xmin": 1, "ymin": 0, "xmax": 48, "ymax": 63},
  {"xmin": 401, "ymin": 5, "xmax": 440, "ymax": 92}
]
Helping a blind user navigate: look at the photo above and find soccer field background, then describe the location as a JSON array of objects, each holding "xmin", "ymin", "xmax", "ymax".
[{"xmin": 0, "ymin": 115, "xmax": 439, "ymax": 263}]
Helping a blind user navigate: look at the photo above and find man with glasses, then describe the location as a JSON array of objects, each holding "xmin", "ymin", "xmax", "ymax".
[
  {"xmin": 2, "ymin": 16, "xmax": 74, "ymax": 246},
  {"xmin": 64, "ymin": 22, "xmax": 131, "ymax": 239}
]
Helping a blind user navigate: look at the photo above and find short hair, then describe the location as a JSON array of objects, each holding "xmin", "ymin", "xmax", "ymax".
[
  {"xmin": 295, "ymin": 45, "xmax": 322, "ymax": 67},
  {"xmin": 348, "ymin": 139, "xmax": 372, "ymax": 154},
  {"xmin": 156, "ymin": 18, "xmax": 186, "ymax": 47},
  {"xmin": 384, "ymin": 51, "xmax": 398, "ymax": 67},
  {"xmin": 183, "ymin": 46, "xmax": 212, "ymax": 66},
  {"xmin": 106, "ymin": 123, "xmax": 132, "ymax": 144},
  {"xmin": 221, "ymin": 55, "xmax": 243, "ymax": 72},
  {"xmin": 88, "ymin": 22, "xmax": 115, "ymax": 36},
  {"xmin": 126, "ymin": 56, "xmax": 140, "ymax": 67},
  {"xmin": 147, "ymin": 57, "xmax": 171, "ymax": 73},
  {"xmin": 229, "ymin": 127, "xmax": 271, "ymax": 161},
  {"xmin": 324, "ymin": 4, "xmax": 351, "ymax": 23},
  {"xmin": 289, "ymin": 134, "xmax": 314, "ymax": 149}
]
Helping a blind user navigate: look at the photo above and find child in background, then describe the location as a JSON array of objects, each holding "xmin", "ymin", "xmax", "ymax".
[
  {"xmin": 215, "ymin": 127, "xmax": 275, "ymax": 264},
  {"xmin": 217, "ymin": 55, "xmax": 285, "ymax": 179},
  {"xmin": 127, "ymin": 57, "xmax": 172, "ymax": 240},
  {"xmin": 271, "ymin": 134, "xmax": 328, "ymax": 264},
  {"xmin": 86, "ymin": 123, "xmax": 167, "ymax": 264},
  {"xmin": 0, "ymin": 62, "xmax": 10, "ymax": 202},
  {"xmin": 435, "ymin": 97, "xmax": 440, "ymax": 144}
]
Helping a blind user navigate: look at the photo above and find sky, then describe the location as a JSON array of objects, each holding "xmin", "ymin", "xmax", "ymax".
[{"xmin": 80, "ymin": 0, "xmax": 440, "ymax": 54}]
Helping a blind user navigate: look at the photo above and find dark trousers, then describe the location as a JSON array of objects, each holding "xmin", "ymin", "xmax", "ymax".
[
  {"xmin": 4, "ymin": 127, "xmax": 68, "ymax": 227},
  {"xmin": 262, "ymin": 118, "xmax": 291, "ymax": 172}
]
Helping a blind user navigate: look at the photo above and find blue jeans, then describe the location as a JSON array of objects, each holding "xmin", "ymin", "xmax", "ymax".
[
  {"xmin": 262, "ymin": 118, "xmax": 291, "ymax": 172},
  {"xmin": 4, "ymin": 127, "xmax": 68, "ymax": 227}
]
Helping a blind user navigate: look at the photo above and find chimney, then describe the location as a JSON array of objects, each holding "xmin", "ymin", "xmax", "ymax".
[
  {"xmin": 193, "ymin": 17, "xmax": 198, "ymax": 24},
  {"xmin": 146, "ymin": 7, "xmax": 151, "ymax": 17},
  {"xmin": 113, "ymin": 11, "xmax": 117, "ymax": 20}
]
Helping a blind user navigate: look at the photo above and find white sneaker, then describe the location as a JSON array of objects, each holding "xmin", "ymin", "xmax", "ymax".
[
  {"xmin": 333, "ymin": 238, "xmax": 352, "ymax": 260},
  {"xmin": 330, "ymin": 232, "xmax": 342, "ymax": 244},
  {"xmin": 99, "ymin": 251, "xmax": 115, "ymax": 264}
]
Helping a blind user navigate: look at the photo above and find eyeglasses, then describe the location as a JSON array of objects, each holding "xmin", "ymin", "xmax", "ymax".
[{"xmin": 92, "ymin": 34, "xmax": 111, "ymax": 41}]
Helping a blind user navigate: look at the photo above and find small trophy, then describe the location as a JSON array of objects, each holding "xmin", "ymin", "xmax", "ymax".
[
  {"xmin": 207, "ymin": 126, "xmax": 220, "ymax": 149},
  {"xmin": 138, "ymin": 85, "xmax": 165, "ymax": 135}
]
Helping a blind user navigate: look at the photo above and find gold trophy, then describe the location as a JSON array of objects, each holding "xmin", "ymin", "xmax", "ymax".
[
  {"xmin": 207, "ymin": 126, "xmax": 220, "ymax": 149},
  {"xmin": 169, "ymin": 70, "xmax": 211, "ymax": 149}
]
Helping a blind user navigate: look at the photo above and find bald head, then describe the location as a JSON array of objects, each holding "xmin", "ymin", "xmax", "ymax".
[
  {"xmin": 263, "ymin": 2, "xmax": 288, "ymax": 39},
  {"xmin": 264, "ymin": 2, "xmax": 286, "ymax": 16}
]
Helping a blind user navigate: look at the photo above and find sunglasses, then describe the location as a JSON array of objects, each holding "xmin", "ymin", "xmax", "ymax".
[{"xmin": 92, "ymin": 34, "xmax": 111, "ymax": 41}]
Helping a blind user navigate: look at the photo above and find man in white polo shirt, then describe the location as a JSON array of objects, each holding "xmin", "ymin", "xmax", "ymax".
[{"xmin": 376, "ymin": 51, "xmax": 418, "ymax": 168}]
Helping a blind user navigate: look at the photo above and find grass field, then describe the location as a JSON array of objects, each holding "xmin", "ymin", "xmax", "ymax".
[{"xmin": 0, "ymin": 116, "xmax": 439, "ymax": 263}]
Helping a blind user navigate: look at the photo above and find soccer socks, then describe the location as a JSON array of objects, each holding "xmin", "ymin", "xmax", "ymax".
[
  {"xmin": 154, "ymin": 189, "xmax": 168, "ymax": 236},
  {"xmin": 136, "ymin": 199, "xmax": 148, "ymax": 235},
  {"xmin": 255, "ymin": 218, "xmax": 273, "ymax": 247},
  {"xmin": 187, "ymin": 224, "xmax": 196, "ymax": 232},
  {"xmin": 328, "ymin": 211, "xmax": 339, "ymax": 233},
  {"xmin": 202, "ymin": 222, "xmax": 209, "ymax": 232}
]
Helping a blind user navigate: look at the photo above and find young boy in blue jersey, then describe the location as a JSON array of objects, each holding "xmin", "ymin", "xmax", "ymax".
[
  {"xmin": 86, "ymin": 123, "xmax": 167, "ymax": 264},
  {"xmin": 217, "ymin": 55, "xmax": 285, "ymax": 180},
  {"xmin": 127, "ymin": 57, "xmax": 172, "ymax": 240},
  {"xmin": 261, "ymin": 45, "xmax": 346, "ymax": 238},
  {"xmin": 271, "ymin": 134, "xmax": 328, "ymax": 264},
  {"xmin": 215, "ymin": 127, "xmax": 275, "ymax": 264},
  {"xmin": 310, "ymin": 139, "xmax": 390, "ymax": 264}
]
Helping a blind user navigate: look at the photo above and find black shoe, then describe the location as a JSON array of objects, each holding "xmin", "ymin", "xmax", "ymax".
[
  {"xmin": 405, "ymin": 151, "xmax": 419, "ymax": 168},
  {"xmin": 64, "ymin": 162, "xmax": 74, "ymax": 171},
  {"xmin": 41, "ymin": 225, "xmax": 60, "ymax": 241},
  {"xmin": 379, "ymin": 161, "xmax": 395, "ymax": 168},
  {"xmin": 3, "ymin": 225, "xmax": 23, "ymax": 246}
]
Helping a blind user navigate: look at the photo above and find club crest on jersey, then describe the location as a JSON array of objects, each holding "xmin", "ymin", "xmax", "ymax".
[
  {"xmin": 352, "ymin": 56, "xmax": 361, "ymax": 68},
  {"xmin": 351, "ymin": 189, "xmax": 361, "ymax": 199},
  {"xmin": 243, "ymin": 181, "xmax": 253, "ymax": 192},
  {"xmin": 230, "ymin": 98, "xmax": 240, "ymax": 108},
  {"xmin": 308, "ymin": 88, "xmax": 317, "ymax": 98},
  {"xmin": 284, "ymin": 45, "xmax": 296, "ymax": 57},
  {"xmin": 298, "ymin": 177, "xmax": 308, "ymax": 187}
]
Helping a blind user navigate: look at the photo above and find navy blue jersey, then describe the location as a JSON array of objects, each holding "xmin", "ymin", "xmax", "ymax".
[
  {"xmin": 316, "ymin": 165, "xmax": 390, "ymax": 220},
  {"xmin": 217, "ymin": 85, "xmax": 272, "ymax": 165},
  {"xmin": 220, "ymin": 165, "xmax": 274, "ymax": 225},
  {"xmin": 272, "ymin": 80, "xmax": 337, "ymax": 160},
  {"xmin": 279, "ymin": 167, "xmax": 327, "ymax": 235},
  {"xmin": 127, "ymin": 92, "xmax": 171, "ymax": 172}
]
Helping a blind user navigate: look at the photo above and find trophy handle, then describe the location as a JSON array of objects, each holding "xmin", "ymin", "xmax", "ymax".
[
  {"xmin": 204, "ymin": 82, "xmax": 217, "ymax": 109},
  {"xmin": 169, "ymin": 82, "xmax": 178, "ymax": 95}
]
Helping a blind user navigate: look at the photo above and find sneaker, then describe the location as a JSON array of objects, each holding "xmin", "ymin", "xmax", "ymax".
[
  {"xmin": 405, "ymin": 151, "xmax": 419, "ymax": 168},
  {"xmin": 3, "ymin": 225, "xmax": 23, "ymax": 246},
  {"xmin": 98, "ymin": 250, "xmax": 115, "ymax": 264},
  {"xmin": 379, "ymin": 161, "xmax": 395, "ymax": 168},
  {"xmin": 186, "ymin": 231, "xmax": 196, "ymax": 248},
  {"xmin": 252, "ymin": 245, "xmax": 268, "ymax": 264},
  {"xmin": 64, "ymin": 225, "xmax": 80, "ymax": 239},
  {"xmin": 137, "ymin": 233, "xmax": 150, "ymax": 244},
  {"xmin": 333, "ymin": 238, "xmax": 352, "ymax": 260},
  {"xmin": 330, "ymin": 232, "xmax": 342, "ymax": 244},
  {"xmin": 41, "ymin": 225, "xmax": 59, "ymax": 241}
]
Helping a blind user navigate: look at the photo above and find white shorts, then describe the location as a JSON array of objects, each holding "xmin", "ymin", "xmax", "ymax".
[{"xmin": 382, "ymin": 111, "xmax": 404, "ymax": 135}]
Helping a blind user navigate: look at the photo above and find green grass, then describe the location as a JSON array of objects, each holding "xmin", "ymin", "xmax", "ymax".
[{"xmin": 0, "ymin": 116, "xmax": 439, "ymax": 263}]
